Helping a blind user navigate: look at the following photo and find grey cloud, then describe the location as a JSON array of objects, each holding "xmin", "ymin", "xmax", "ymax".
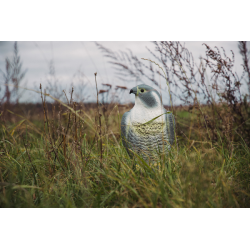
[{"xmin": 0, "ymin": 41, "xmax": 247, "ymax": 105}]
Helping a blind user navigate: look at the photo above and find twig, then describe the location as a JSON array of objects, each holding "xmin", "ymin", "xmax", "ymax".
[{"xmin": 95, "ymin": 72, "xmax": 103, "ymax": 165}]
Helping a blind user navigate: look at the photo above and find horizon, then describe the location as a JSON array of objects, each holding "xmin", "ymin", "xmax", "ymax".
[{"xmin": 0, "ymin": 41, "xmax": 248, "ymax": 106}]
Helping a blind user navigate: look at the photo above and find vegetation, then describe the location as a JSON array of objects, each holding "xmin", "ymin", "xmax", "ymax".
[{"xmin": 1, "ymin": 41, "xmax": 250, "ymax": 207}]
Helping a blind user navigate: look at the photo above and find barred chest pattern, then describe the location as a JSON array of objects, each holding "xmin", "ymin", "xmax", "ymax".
[{"xmin": 127, "ymin": 121, "xmax": 170, "ymax": 161}]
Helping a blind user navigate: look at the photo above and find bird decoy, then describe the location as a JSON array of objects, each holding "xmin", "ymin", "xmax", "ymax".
[{"xmin": 121, "ymin": 84, "xmax": 175, "ymax": 162}]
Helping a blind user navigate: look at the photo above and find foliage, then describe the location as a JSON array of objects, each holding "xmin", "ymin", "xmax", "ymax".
[
  {"xmin": 0, "ymin": 42, "xmax": 27, "ymax": 105},
  {"xmin": 1, "ymin": 41, "xmax": 250, "ymax": 207},
  {"xmin": 97, "ymin": 41, "xmax": 250, "ymax": 146},
  {"xmin": 0, "ymin": 98, "xmax": 250, "ymax": 208}
]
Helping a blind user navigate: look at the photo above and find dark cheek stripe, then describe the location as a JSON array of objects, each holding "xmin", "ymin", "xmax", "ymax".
[{"xmin": 139, "ymin": 90, "xmax": 160, "ymax": 108}]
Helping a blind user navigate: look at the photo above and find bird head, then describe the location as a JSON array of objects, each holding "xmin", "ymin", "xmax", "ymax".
[{"xmin": 129, "ymin": 84, "xmax": 162, "ymax": 108}]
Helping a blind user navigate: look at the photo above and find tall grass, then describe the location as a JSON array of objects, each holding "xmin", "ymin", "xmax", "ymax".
[
  {"xmin": 0, "ymin": 88, "xmax": 250, "ymax": 207},
  {"xmin": 1, "ymin": 41, "xmax": 250, "ymax": 208}
]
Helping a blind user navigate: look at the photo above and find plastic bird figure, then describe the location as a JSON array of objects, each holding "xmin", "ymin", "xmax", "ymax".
[{"xmin": 121, "ymin": 84, "xmax": 175, "ymax": 162}]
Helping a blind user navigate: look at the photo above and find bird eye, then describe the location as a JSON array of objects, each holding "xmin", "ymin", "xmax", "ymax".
[{"xmin": 141, "ymin": 89, "xmax": 144, "ymax": 93}]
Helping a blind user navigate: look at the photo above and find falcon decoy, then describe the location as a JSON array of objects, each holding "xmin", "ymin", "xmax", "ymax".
[{"xmin": 121, "ymin": 84, "xmax": 175, "ymax": 162}]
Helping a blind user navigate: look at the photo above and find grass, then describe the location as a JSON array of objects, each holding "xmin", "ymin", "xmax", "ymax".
[
  {"xmin": 1, "ymin": 100, "xmax": 250, "ymax": 208},
  {"xmin": 2, "ymin": 41, "xmax": 250, "ymax": 207}
]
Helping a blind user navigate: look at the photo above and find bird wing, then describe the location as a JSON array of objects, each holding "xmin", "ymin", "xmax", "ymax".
[
  {"xmin": 121, "ymin": 111, "xmax": 131, "ymax": 152},
  {"xmin": 165, "ymin": 112, "xmax": 175, "ymax": 145}
]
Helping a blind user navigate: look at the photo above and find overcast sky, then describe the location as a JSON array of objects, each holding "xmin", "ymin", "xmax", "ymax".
[{"xmin": 0, "ymin": 41, "xmax": 247, "ymax": 105}]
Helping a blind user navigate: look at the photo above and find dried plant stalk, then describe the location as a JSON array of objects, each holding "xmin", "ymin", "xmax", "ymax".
[{"xmin": 95, "ymin": 72, "xmax": 103, "ymax": 165}]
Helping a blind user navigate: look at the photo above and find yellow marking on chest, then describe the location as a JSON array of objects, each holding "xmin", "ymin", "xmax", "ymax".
[{"xmin": 132, "ymin": 122, "xmax": 166, "ymax": 136}]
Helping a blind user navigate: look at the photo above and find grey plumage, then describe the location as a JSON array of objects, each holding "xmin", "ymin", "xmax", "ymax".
[{"xmin": 121, "ymin": 84, "xmax": 175, "ymax": 162}]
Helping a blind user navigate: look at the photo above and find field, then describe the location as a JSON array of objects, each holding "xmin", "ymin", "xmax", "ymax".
[
  {"xmin": 1, "ymin": 99, "xmax": 250, "ymax": 208},
  {"xmin": 1, "ymin": 41, "xmax": 250, "ymax": 208}
]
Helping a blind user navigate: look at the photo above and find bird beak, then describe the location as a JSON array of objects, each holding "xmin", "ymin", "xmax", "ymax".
[{"xmin": 129, "ymin": 87, "xmax": 138, "ymax": 95}]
